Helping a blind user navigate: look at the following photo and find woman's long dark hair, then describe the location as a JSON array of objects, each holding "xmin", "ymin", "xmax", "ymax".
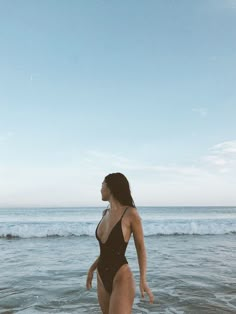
[{"xmin": 104, "ymin": 172, "xmax": 136, "ymax": 208}]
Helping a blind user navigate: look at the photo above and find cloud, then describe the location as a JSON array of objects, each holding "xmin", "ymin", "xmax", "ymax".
[
  {"xmin": 1, "ymin": 141, "xmax": 236, "ymax": 206},
  {"xmin": 192, "ymin": 107, "xmax": 208, "ymax": 118},
  {"xmin": 85, "ymin": 140, "xmax": 236, "ymax": 180},
  {"xmin": 201, "ymin": 140, "xmax": 236, "ymax": 173},
  {"xmin": 80, "ymin": 146, "xmax": 236, "ymax": 205},
  {"xmin": 209, "ymin": 140, "xmax": 236, "ymax": 154},
  {"xmin": 84, "ymin": 150, "xmax": 211, "ymax": 178}
]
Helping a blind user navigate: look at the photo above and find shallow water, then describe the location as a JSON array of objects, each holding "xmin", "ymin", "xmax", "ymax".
[{"xmin": 1, "ymin": 207, "xmax": 236, "ymax": 313}]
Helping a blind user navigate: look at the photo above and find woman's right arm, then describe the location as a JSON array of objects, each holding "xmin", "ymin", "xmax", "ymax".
[
  {"xmin": 89, "ymin": 208, "xmax": 107, "ymax": 272},
  {"xmin": 89, "ymin": 255, "xmax": 100, "ymax": 272},
  {"xmin": 87, "ymin": 255, "xmax": 100, "ymax": 290}
]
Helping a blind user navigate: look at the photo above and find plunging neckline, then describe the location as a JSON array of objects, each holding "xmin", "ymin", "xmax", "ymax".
[
  {"xmin": 97, "ymin": 207, "xmax": 128, "ymax": 245},
  {"xmin": 99, "ymin": 219, "xmax": 121, "ymax": 245}
]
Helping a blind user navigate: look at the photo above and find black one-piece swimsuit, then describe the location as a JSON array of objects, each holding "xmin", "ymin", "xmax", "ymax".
[{"xmin": 95, "ymin": 206, "xmax": 129, "ymax": 295}]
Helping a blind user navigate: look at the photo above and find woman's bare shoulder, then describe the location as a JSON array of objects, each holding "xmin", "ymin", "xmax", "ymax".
[
  {"xmin": 127, "ymin": 206, "xmax": 141, "ymax": 219},
  {"xmin": 127, "ymin": 206, "xmax": 137, "ymax": 213}
]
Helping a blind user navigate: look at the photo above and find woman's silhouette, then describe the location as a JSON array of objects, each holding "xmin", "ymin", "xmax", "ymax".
[{"xmin": 86, "ymin": 172, "xmax": 154, "ymax": 314}]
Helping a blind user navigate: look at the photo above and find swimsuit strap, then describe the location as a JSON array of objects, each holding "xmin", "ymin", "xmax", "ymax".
[
  {"xmin": 120, "ymin": 206, "xmax": 129, "ymax": 219},
  {"xmin": 103, "ymin": 209, "xmax": 108, "ymax": 216},
  {"xmin": 103, "ymin": 206, "xmax": 128, "ymax": 220}
]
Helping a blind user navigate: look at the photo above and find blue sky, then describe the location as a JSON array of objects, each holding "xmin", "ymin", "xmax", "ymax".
[{"xmin": 0, "ymin": 0, "xmax": 236, "ymax": 207}]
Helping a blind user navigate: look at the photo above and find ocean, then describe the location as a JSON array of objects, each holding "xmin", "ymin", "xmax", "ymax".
[{"xmin": 0, "ymin": 206, "xmax": 236, "ymax": 314}]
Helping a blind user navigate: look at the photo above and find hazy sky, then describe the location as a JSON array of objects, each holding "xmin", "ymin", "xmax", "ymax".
[{"xmin": 0, "ymin": 0, "xmax": 236, "ymax": 207}]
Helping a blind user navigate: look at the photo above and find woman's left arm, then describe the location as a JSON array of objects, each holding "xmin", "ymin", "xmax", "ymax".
[{"xmin": 130, "ymin": 208, "xmax": 154, "ymax": 304}]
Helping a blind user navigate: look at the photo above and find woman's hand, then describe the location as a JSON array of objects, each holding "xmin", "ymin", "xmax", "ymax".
[
  {"xmin": 139, "ymin": 280, "xmax": 154, "ymax": 304},
  {"xmin": 86, "ymin": 268, "xmax": 94, "ymax": 290}
]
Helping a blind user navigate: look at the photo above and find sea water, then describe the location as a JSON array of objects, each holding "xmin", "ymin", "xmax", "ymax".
[{"xmin": 1, "ymin": 206, "xmax": 236, "ymax": 313}]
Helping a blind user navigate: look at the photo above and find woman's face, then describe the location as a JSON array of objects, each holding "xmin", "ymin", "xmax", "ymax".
[{"xmin": 101, "ymin": 180, "xmax": 111, "ymax": 201}]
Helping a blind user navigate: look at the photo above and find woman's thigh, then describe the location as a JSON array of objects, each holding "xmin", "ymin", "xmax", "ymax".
[
  {"xmin": 109, "ymin": 264, "xmax": 136, "ymax": 314},
  {"xmin": 97, "ymin": 270, "xmax": 111, "ymax": 314}
]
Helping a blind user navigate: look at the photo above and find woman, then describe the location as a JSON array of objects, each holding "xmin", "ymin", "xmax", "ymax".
[{"xmin": 86, "ymin": 172, "xmax": 154, "ymax": 314}]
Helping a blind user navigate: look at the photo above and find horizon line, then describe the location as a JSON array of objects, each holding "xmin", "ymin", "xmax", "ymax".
[{"xmin": 0, "ymin": 205, "xmax": 235, "ymax": 209}]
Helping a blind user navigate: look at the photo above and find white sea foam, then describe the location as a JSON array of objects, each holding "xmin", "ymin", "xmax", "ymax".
[
  {"xmin": 1, "ymin": 206, "xmax": 236, "ymax": 238},
  {"xmin": 1, "ymin": 218, "xmax": 236, "ymax": 238}
]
